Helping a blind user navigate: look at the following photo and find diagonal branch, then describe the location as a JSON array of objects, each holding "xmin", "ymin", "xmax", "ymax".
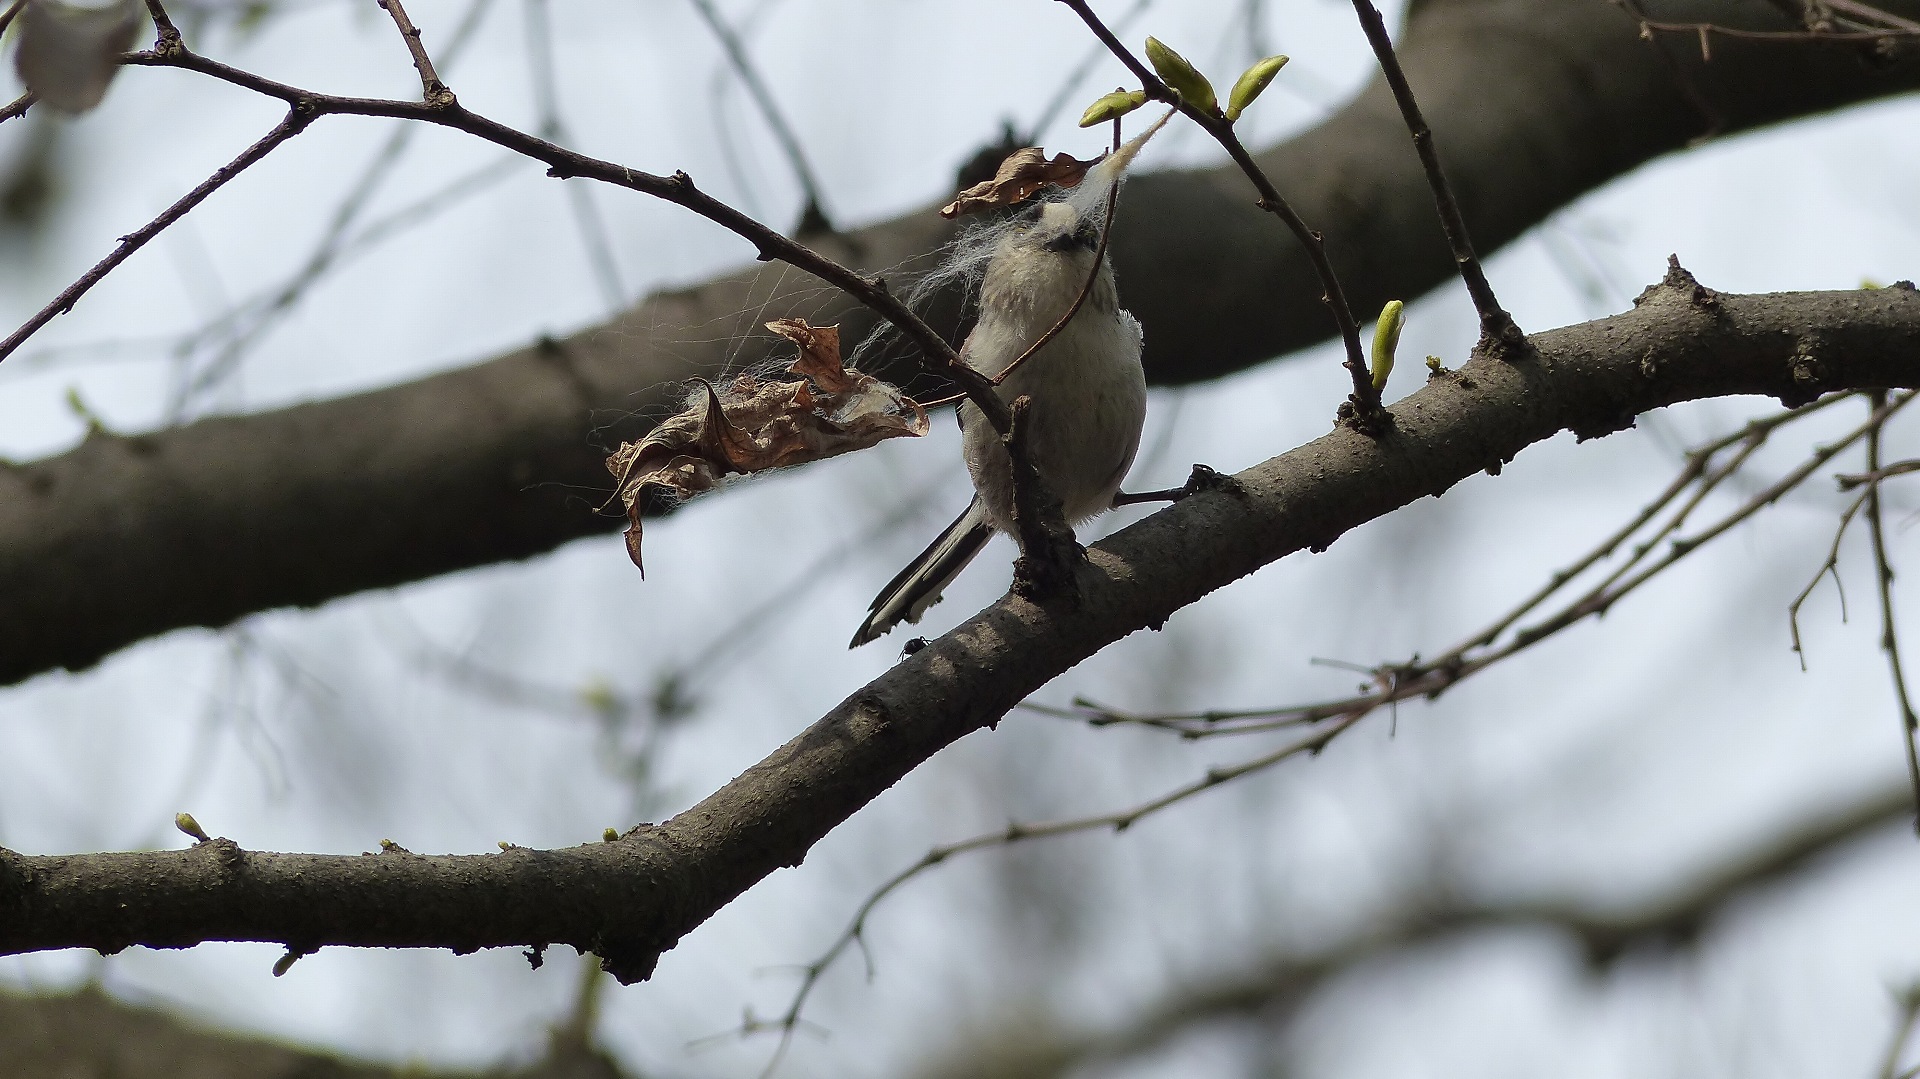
[
  {"xmin": 6, "ymin": 0, "xmax": 1920, "ymax": 687},
  {"xmin": 3, "ymin": 282, "xmax": 1918, "ymax": 981}
]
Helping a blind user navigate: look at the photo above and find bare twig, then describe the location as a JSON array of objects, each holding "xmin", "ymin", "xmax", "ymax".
[
  {"xmin": 1840, "ymin": 459, "xmax": 1920, "ymax": 488},
  {"xmin": 1861, "ymin": 390, "xmax": 1920, "ymax": 829},
  {"xmin": 0, "ymin": 92, "xmax": 33, "ymax": 125},
  {"xmin": 1051, "ymin": 0, "xmax": 1381, "ymax": 424},
  {"xmin": 376, "ymin": 0, "xmax": 456, "ymax": 107},
  {"xmin": 524, "ymin": 0, "xmax": 626, "ymax": 309},
  {"xmin": 1613, "ymin": 0, "xmax": 1729, "ymax": 135},
  {"xmin": 1633, "ymin": 13, "xmax": 1920, "ymax": 45},
  {"xmin": 745, "ymin": 714, "xmax": 1363, "ymax": 1070},
  {"xmin": 992, "ymin": 177, "xmax": 1120, "ymax": 387},
  {"xmin": 141, "ymin": 0, "xmax": 180, "ymax": 51},
  {"xmin": 0, "ymin": 112, "xmax": 311, "ymax": 363},
  {"xmin": 1043, "ymin": 392, "xmax": 1917, "ymax": 739},
  {"xmin": 166, "ymin": 0, "xmax": 500, "ymax": 418},
  {"xmin": 1348, "ymin": 0, "xmax": 1525, "ymax": 354},
  {"xmin": 0, "ymin": 0, "xmax": 28, "ymax": 39},
  {"xmin": 686, "ymin": 0, "xmax": 833, "ymax": 234},
  {"xmin": 4, "ymin": 43, "xmax": 1015, "ymax": 432},
  {"xmin": 1788, "ymin": 488, "xmax": 1867, "ymax": 668}
]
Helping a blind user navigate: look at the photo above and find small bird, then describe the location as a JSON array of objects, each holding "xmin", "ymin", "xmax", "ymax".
[{"xmin": 850, "ymin": 196, "xmax": 1147, "ymax": 647}]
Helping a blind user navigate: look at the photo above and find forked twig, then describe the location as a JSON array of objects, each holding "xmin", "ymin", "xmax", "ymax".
[
  {"xmin": 1860, "ymin": 390, "xmax": 1920, "ymax": 829},
  {"xmin": 742, "ymin": 713, "xmax": 1363, "ymax": 1075},
  {"xmin": 376, "ymin": 0, "xmax": 455, "ymax": 106},
  {"xmin": 1043, "ymin": 392, "xmax": 1915, "ymax": 739}
]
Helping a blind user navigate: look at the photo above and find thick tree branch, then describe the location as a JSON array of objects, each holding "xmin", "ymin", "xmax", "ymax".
[
  {"xmin": 4, "ymin": 282, "xmax": 1918, "ymax": 979},
  {"xmin": 5, "ymin": 0, "xmax": 1920, "ymax": 686}
]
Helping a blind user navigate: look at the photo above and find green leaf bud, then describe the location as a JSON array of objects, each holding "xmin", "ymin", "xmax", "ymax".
[
  {"xmin": 1144, "ymin": 37, "xmax": 1217, "ymax": 113},
  {"xmin": 1225, "ymin": 54, "xmax": 1289, "ymax": 121}
]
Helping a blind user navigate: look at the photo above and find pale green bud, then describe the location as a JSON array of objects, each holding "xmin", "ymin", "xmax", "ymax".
[
  {"xmin": 1079, "ymin": 88, "xmax": 1148, "ymax": 128},
  {"xmin": 1145, "ymin": 37, "xmax": 1216, "ymax": 114},
  {"xmin": 1225, "ymin": 55, "xmax": 1289, "ymax": 122},
  {"xmin": 1371, "ymin": 300, "xmax": 1405, "ymax": 393}
]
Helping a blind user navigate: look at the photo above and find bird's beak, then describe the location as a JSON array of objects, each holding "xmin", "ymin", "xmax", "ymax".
[{"xmin": 1044, "ymin": 222, "xmax": 1100, "ymax": 253}]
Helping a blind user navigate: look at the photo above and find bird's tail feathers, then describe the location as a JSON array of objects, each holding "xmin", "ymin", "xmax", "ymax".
[{"xmin": 850, "ymin": 500, "xmax": 994, "ymax": 648}]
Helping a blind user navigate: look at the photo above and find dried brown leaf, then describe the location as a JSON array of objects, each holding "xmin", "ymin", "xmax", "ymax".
[
  {"xmin": 939, "ymin": 146, "xmax": 1104, "ymax": 219},
  {"xmin": 769, "ymin": 318, "xmax": 852, "ymax": 393},
  {"xmin": 606, "ymin": 320, "xmax": 929, "ymax": 574}
]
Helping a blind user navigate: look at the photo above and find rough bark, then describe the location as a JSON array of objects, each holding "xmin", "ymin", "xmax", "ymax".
[
  {"xmin": 5, "ymin": 278, "xmax": 1917, "ymax": 979},
  {"xmin": 4, "ymin": 0, "xmax": 1920, "ymax": 685}
]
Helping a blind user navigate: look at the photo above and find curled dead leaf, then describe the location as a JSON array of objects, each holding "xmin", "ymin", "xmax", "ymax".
[
  {"xmin": 606, "ymin": 319, "xmax": 929, "ymax": 574},
  {"xmin": 940, "ymin": 146, "xmax": 1104, "ymax": 219}
]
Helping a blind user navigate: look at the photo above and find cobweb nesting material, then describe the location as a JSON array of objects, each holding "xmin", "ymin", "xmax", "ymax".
[
  {"xmin": 604, "ymin": 113, "xmax": 1169, "ymax": 578},
  {"xmin": 852, "ymin": 108, "xmax": 1173, "ymax": 373}
]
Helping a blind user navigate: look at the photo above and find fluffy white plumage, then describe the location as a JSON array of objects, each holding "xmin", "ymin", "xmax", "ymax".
[{"xmin": 850, "ymin": 197, "xmax": 1147, "ymax": 648}]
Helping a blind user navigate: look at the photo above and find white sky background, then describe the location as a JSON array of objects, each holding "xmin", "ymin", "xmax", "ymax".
[{"xmin": 3, "ymin": 1, "xmax": 1920, "ymax": 1076}]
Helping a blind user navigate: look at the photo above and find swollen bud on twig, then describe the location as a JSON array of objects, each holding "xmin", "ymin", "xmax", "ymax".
[
  {"xmin": 1371, "ymin": 300, "xmax": 1404, "ymax": 393},
  {"xmin": 1078, "ymin": 88, "xmax": 1148, "ymax": 128},
  {"xmin": 174, "ymin": 812, "xmax": 211, "ymax": 843},
  {"xmin": 1144, "ymin": 37, "xmax": 1216, "ymax": 114},
  {"xmin": 1225, "ymin": 54, "xmax": 1289, "ymax": 122}
]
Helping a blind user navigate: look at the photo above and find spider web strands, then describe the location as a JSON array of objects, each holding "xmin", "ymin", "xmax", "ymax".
[{"xmin": 1031, "ymin": 390, "xmax": 1915, "ymax": 739}]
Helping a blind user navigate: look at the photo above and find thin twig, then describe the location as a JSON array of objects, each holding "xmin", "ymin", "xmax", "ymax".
[
  {"xmin": 141, "ymin": 0, "xmax": 181, "ymax": 51},
  {"xmin": 1042, "ymin": 393, "xmax": 1916, "ymax": 739},
  {"xmin": 992, "ymin": 178, "xmax": 1120, "ymax": 387},
  {"xmin": 0, "ymin": 0, "xmax": 28, "ymax": 40},
  {"xmin": 1453, "ymin": 398, "xmax": 1845, "ymax": 656},
  {"xmin": 375, "ymin": 0, "xmax": 455, "ymax": 107},
  {"xmin": 1634, "ymin": 14, "xmax": 1920, "ymax": 44},
  {"xmin": 1613, "ymin": 0, "xmax": 1728, "ymax": 136},
  {"xmin": 1788, "ymin": 488, "xmax": 1867, "ymax": 668},
  {"xmin": 525, "ymin": 0, "xmax": 626, "ymax": 309},
  {"xmin": 1840, "ymin": 459, "xmax": 1920, "ymax": 488},
  {"xmin": 1348, "ymin": 0, "xmax": 1525, "ymax": 354},
  {"xmin": 1051, "ymin": 0, "xmax": 1381, "ymax": 424},
  {"xmin": 168, "ymin": 0, "xmax": 500, "ymax": 418},
  {"xmin": 744, "ymin": 713, "xmax": 1363, "ymax": 1072},
  {"xmin": 10, "ymin": 44, "xmax": 1012, "ymax": 432},
  {"xmin": 0, "ymin": 92, "xmax": 33, "ymax": 125},
  {"xmin": 0, "ymin": 112, "xmax": 311, "ymax": 363},
  {"xmin": 1861, "ymin": 390, "xmax": 1920, "ymax": 830},
  {"xmin": 686, "ymin": 0, "xmax": 832, "ymax": 234}
]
